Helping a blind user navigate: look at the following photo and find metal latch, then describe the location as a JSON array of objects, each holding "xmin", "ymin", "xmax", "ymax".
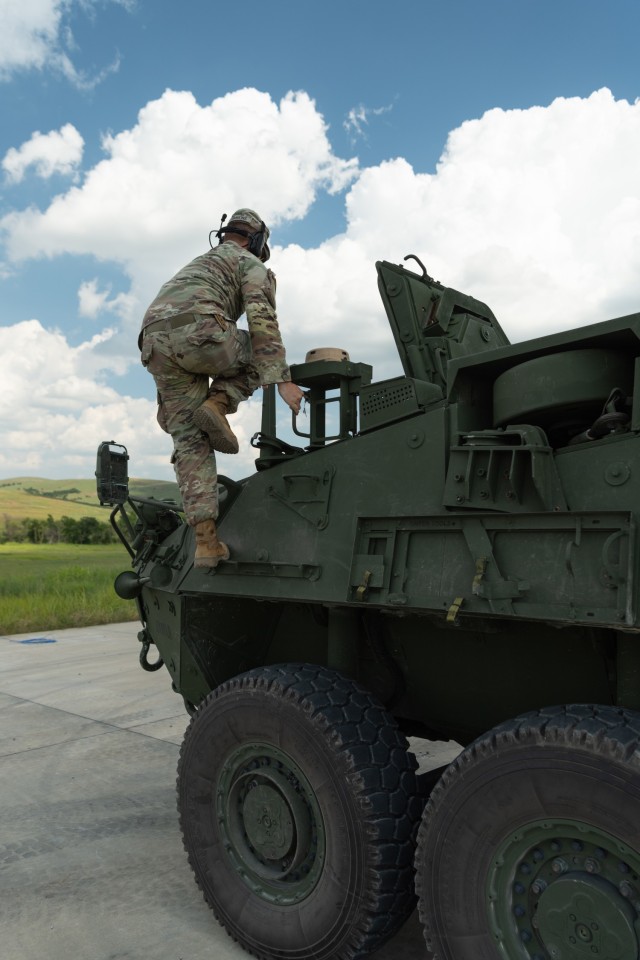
[
  {"xmin": 446, "ymin": 597, "xmax": 464, "ymax": 623},
  {"xmin": 356, "ymin": 570, "xmax": 372, "ymax": 601}
]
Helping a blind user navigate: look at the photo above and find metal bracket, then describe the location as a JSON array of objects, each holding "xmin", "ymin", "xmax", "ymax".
[
  {"xmin": 472, "ymin": 557, "xmax": 488, "ymax": 594},
  {"xmin": 463, "ymin": 520, "xmax": 528, "ymax": 613}
]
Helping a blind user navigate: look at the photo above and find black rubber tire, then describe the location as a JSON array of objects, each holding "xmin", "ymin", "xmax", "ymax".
[
  {"xmin": 177, "ymin": 663, "xmax": 421, "ymax": 960},
  {"xmin": 415, "ymin": 704, "xmax": 640, "ymax": 960}
]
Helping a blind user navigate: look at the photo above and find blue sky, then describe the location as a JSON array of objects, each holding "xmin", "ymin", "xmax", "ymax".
[{"xmin": 1, "ymin": 0, "xmax": 639, "ymax": 481}]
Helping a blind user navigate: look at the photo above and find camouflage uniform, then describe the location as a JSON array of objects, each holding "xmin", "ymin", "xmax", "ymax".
[{"xmin": 140, "ymin": 219, "xmax": 291, "ymax": 526}]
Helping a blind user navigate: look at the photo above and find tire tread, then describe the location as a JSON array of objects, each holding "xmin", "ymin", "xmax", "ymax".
[
  {"xmin": 416, "ymin": 703, "xmax": 640, "ymax": 959},
  {"xmin": 178, "ymin": 662, "xmax": 420, "ymax": 960}
]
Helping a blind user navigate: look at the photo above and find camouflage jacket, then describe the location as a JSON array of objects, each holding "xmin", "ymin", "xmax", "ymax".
[{"xmin": 141, "ymin": 241, "xmax": 291, "ymax": 384}]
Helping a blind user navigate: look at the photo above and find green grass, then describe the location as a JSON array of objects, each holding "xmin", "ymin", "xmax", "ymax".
[{"xmin": 0, "ymin": 543, "xmax": 139, "ymax": 635}]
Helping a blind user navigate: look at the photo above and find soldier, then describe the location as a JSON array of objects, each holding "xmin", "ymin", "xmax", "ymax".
[{"xmin": 139, "ymin": 208, "xmax": 304, "ymax": 568}]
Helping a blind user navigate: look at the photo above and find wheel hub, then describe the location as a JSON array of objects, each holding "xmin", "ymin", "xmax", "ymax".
[
  {"xmin": 487, "ymin": 819, "xmax": 640, "ymax": 960},
  {"xmin": 217, "ymin": 742, "xmax": 325, "ymax": 905},
  {"xmin": 536, "ymin": 874, "xmax": 637, "ymax": 958},
  {"xmin": 242, "ymin": 783, "xmax": 295, "ymax": 859}
]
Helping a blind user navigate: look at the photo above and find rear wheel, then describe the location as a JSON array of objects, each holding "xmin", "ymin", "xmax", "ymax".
[
  {"xmin": 177, "ymin": 663, "xmax": 421, "ymax": 960},
  {"xmin": 415, "ymin": 704, "xmax": 640, "ymax": 960}
]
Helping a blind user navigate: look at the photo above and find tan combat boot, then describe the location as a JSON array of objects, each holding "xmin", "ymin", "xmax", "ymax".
[
  {"xmin": 193, "ymin": 519, "xmax": 230, "ymax": 568},
  {"xmin": 192, "ymin": 393, "xmax": 239, "ymax": 454}
]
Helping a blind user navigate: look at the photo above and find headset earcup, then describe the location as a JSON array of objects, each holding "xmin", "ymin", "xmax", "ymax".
[{"xmin": 249, "ymin": 228, "xmax": 265, "ymax": 259}]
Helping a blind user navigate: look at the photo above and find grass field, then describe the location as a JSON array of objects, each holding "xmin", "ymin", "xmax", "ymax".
[{"xmin": 0, "ymin": 542, "xmax": 139, "ymax": 635}]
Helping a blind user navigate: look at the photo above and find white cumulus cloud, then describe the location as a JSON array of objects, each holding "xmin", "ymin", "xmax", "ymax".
[
  {"xmin": 77, "ymin": 279, "xmax": 110, "ymax": 319},
  {"xmin": 77, "ymin": 279, "xmax": 135, "ymax": 321},
  {"xmin": 0, "ymin": 0, "xmax": 129, "ymax": 86},
  {"xmin": 0, "ymin": 319, "xmax": 168, "ymax": 477},
  {"xmin": 2, "ymin": 86, "xmax": 640, "ymax": 481},
  {"xmin": 2, "ymin": 123, "xmax": 84, "ymax": 183},
  {"xmin": 280, "ymin": 88, "xmax": 640, "ymax": 365},
  {"xmin": 1, "ymin": 87, "xmax": 358, "ymax": 296},
  {"xmin": 0, "ymin": 0, "xmax": 62, "ymax": 74}
]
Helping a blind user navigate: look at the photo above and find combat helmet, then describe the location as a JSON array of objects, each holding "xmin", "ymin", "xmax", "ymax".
[{"xmin": 218, "ymin": 208, "xmax": 271, "ymax": 262}]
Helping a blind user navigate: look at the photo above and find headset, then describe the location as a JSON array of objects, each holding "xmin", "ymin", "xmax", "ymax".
[{"xmin": 209, "ymin": 213, "xmax": 270, "ymax": 262}]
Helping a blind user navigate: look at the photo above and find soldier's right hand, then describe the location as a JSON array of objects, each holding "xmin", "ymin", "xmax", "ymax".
[{"xmin": 277, "ymin": 381, "xmax": 305, "ymax": 415}]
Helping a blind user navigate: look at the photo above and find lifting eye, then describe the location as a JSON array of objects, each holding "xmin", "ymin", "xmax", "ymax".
[{"xmin": 403, "ymin": 254, "xmax": 436, "ymax": 283}]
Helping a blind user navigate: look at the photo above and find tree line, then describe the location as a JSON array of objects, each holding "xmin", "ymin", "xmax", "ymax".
[{"xmin": 1, "ymin": 513, "xmax": 117, "ymax": 545}]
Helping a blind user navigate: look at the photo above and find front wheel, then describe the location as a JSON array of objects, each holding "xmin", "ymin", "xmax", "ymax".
[
  {"xmin": 177, "ymin": 663, "xmax": 421, "ymax": 960},
  {"xmin": 415, "ymin": 704, "xmax": 640, "ymax": 960}
]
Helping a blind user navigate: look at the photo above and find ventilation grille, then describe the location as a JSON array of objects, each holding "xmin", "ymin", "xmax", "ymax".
[
  {"xmin": 359, "ymin": 378, "xmax": 421, "ymax": 432},
  {"xmin": 361, "ymin": 382, "xmax": 414, "ymax": 415}
]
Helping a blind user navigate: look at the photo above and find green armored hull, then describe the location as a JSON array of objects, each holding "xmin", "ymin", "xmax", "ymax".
[{"xmin": 100, "ymin": 256, "xmax": 640, "ymax": 960}]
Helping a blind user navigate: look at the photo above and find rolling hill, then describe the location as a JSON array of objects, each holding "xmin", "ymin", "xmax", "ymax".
[{"xmin": 0, "ymin": 476, "xmax": 182, "ymax": 523}]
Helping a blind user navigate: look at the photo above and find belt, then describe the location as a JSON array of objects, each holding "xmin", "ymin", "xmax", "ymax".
[
  {"xmin": 143, "ymin": 311, "xmax": 203, "ymax": 335},
  {"xmin": 144, "ymin": 311, "xmax": 236, "ymax": 336}
]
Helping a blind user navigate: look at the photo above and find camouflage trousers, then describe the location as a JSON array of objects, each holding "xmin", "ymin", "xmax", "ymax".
[{"xmin": 140, "ymin": 314, "xmax": 261, "ymax": 525}]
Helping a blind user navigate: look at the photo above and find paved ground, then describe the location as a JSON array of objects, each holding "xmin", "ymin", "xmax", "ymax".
[{"xmin": 1, "ymin": 621, "xmax": 461, "ymax": 960}]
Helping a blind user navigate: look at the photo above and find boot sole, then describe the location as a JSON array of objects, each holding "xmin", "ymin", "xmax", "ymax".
[{"xmin": 193, "ymin": 407, "xmax": 239, "ymax": 454}]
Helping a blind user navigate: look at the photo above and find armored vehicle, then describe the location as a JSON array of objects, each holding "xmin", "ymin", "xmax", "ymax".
[{"xmin": 99, "ymin": 255, "xmax": 640, "ymax": 960}]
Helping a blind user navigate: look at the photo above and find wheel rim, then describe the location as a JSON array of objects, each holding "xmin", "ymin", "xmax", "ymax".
[
  {"xmin": 487, "ymin": 818, "xmax": 640, "ymax": 959},
  {"xmin": 217, "ymin": 742, "xmax": 326, "ymax": 905}
]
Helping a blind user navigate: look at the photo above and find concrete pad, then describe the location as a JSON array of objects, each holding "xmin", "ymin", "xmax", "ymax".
[
  {"xmin": 0, "ymin": 696, "xmax": 116, "ymax": 757},
  {"xmin": 1, "ymin": 622, "xmax": 186, "ymax": 731},
  {"xmin": 129, "ymin": 713, "xmax": 191, "ymax": 745},
  {"xmin": 1, "ymin": 621, "xmax": 458, "ymax": 960}
]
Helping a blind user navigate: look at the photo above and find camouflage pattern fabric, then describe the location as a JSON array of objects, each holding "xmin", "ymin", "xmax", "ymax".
[
  {"xmin": 141, "ymin": 316, "xmax": 261, "ymax": 525},
  {"xmin": 141, "ymin": 240, "xmax": 290, "ymax": 385},
  {"xmin": 140, "ymin": 237, "xmax": 294, "ymax": 525}
]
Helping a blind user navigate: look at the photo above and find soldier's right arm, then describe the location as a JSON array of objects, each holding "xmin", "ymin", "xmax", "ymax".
[{"xmin": 240, "ymin": 256, "xmax": 291, "ymax": 386}]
